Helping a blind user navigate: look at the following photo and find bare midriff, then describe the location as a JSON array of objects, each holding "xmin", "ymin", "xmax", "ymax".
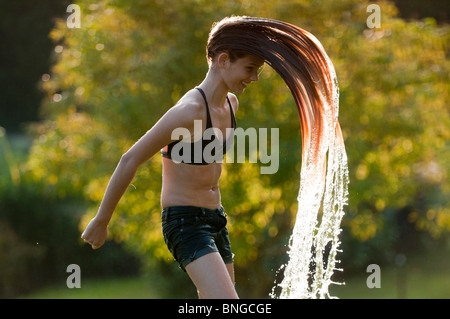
[{"xmin": 161, "ymin": 157, "xmax": 223, "ymax": 210}]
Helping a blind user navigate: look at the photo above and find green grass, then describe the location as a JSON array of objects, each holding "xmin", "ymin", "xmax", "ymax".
[
  {"xmin": 331, "ymin": 267, "xmax": 450, "ymax": 299},
  {"xmin": 20, "ymin": 276, "xmax": 160, "ymax": 299},
  {"xmin": 330, "ymin": 249, "xmax": 450, "ymax": 299},
  {"xmin": 21, "ymin": 249, "xmax": 450, "ymax": 299}
]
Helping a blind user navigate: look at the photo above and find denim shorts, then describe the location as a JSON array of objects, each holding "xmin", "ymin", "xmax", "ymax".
[{"xmin": 161, "ymin": 205, "xmax": 234, "ymax": 271}]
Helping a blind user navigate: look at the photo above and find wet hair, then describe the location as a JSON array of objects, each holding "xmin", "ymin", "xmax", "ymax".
[{"xmin": 206, "ymin": 15, "xmax": 342, "ymax": 163}]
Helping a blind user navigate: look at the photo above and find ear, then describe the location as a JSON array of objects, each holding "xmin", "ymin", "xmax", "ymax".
[{"xmin": 217, "ymin": 52, "xmax": 230, "ymax": 69}]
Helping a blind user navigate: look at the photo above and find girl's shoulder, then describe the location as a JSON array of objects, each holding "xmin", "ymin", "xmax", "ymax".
[
  {"xmin": 227, "ymin": 92, "xmax": 239, "ymax": 112},
  {"xmin": 171, "ymin": 89, "xmax": 206, "ymax": 119}
]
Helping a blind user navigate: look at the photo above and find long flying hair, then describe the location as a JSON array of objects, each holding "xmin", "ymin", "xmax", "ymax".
[{"xmin": 208, "ymin": 16, "xmax": 349, "ymax": 298}]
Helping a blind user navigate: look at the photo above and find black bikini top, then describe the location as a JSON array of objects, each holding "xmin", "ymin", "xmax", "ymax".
[{"xmin": 161, "ymin": 87, "xmax": 236, "ymax": 165}]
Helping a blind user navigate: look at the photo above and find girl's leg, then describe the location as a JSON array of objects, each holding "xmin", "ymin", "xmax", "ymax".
[
  {"xmin": 225, "ymin": 262, "xmax": 235, "ymax": 287},
  {"xmin": 185, "ymin": 252, "xmax": 239, "ymax": 299}
]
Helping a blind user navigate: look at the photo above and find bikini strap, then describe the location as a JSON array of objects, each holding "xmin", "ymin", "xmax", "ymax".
[
  {"xmin": 226, "ymin": 96, "xmax": 236, "ymax": 129},
  {"xmin": 195, "ymin": 87, "xmax": 212, "ymax": 129}
]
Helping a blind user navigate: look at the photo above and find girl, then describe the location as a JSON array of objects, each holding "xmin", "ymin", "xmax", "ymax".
[{"xmin": 81, "ymin": 16, "xmax": 343, "ymax": 299}]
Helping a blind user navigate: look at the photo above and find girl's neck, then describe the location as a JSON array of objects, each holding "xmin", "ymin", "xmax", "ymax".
[{"xmin": 197, "ymin": 68, "xmax": 229, "ymax": 109}]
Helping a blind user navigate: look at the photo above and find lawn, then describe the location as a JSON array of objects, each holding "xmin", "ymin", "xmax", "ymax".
[
  {"xmin": 20, "ymin": 276, "xmax": 160, "ymax": 299},
  {"xmin": 20, "ymin": 249, "xmax": 450, "ymax": 299},
  {"xmin": 330, "ymin": 249, "xmax": 450, "ymax": 299}
]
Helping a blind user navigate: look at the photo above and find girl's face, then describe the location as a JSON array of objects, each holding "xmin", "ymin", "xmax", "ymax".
[{"xmin": 218, "ymin": 54, "xmax": 264, "ymax": 94}]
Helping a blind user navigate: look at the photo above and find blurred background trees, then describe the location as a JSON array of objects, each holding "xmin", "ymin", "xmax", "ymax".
[{"xmin": 0, "ymin": 0, "xmax": 448, "ymax": 298}]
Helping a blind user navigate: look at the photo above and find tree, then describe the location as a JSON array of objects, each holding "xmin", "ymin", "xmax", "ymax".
[{"xmin": 0, "ymin": 0, "xmax": 71, "ymax": 132}]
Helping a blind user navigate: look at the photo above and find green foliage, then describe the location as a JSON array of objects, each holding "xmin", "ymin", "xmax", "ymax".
[
  {"xmin": 0, "ymin": 175, "xmax": 141, "ymax": 298},
  {"xmin": 0, "ymin": 0, "xmax": 70, "ymax": 132},
  {"xmin": 0, "ymin": 220, "xmax": 45, "ymax": 297},
  {"xmin": 25, "ymin": 0, "xmax": 449, "ymax": 297},
  {"xmin": 338, "ymin": 13, "xmax": 450, "ymax": 241},
  {"xmin": 0, "ymin": 128, "xmax": 140, "ymax": 297}
]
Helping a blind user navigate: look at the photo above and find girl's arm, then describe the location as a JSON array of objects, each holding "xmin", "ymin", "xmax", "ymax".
[{"xmin": 81, "ymin": 102, "xmax": 197, "ymax": 249}]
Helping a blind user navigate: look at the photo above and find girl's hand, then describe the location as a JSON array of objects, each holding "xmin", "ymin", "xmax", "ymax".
[{"xmin": 81, "ymin": 217, "xmax": 108, "ymax": 250}]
